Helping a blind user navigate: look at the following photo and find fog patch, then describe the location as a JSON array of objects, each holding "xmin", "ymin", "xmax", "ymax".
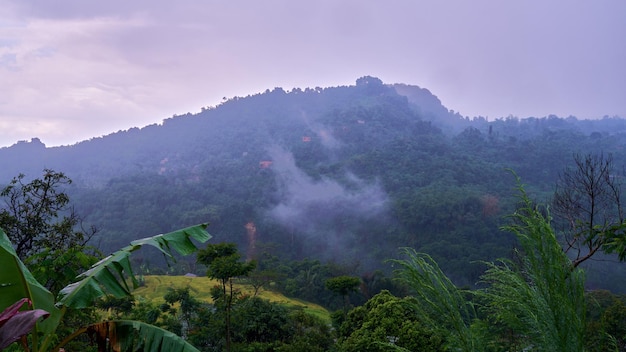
[
  {"xmin": 266, "ymin": 146, "xmax": 388, "ymax": 262},
  {"xmin": 299, "ymin": 110, "xmax": 341, "ymax": 149}
]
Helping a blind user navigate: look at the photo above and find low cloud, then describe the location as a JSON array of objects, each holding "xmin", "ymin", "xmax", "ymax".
[{"xmin": 266, "ymin": 146, "xmax": 388, "ymax": 261}]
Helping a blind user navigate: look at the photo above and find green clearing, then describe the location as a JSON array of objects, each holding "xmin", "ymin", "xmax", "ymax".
[{"xmin": 133, "ymin": 275, "xmax": 331, "ymax": 323}]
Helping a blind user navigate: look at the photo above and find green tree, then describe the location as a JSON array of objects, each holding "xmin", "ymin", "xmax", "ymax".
[
  {"xmin": 245, "ymin": 267, "xmax": 282, "ymax": 297},
  {"xmin": 478, "ymin": 183, "xmax": 586, "ymax": 351},
  {"xmin": 597, "ymin": 300, "xmax": 626, "ymax": 351},
  {"xmin": 96, "ymin": 295, "xmax": 135, "ymax": 319},
  {"xmin": 0, "ymin": 169, "xmax": 97, "ymax": 292},
  {"xmin": 282, "ymin": 308, "xmax": 334, "ymax": 352},
  {"xmin": 163, "ymin": 287, "xmax": 202, "ymax": 339},
  {"xmin": 337, "ymin": 290, "xmax": 444, "ymax": 352},
  {"xmin": 392, "ymin": 250, "xmax": 482, "ymax": 351},
  {"xmin": 197, "ymin": 243, "xmax": 256, "ymax": 352},
  {"xmin": 325, "ymin": 275, "xmax": 361, "ymax": 310},
  {"xmin": 231, "ymin": 296, "xmax": 290, "ymax": 349},
  {"xmin": 392, "ymin": 181, "xmax": 587, "ymax": 351}
]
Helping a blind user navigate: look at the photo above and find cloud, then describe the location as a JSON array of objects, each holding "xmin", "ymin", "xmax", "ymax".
[
  {"xmin": 298, "ymin": 111, "xmax": 342, "ymax": 149},
  {"xmin": 266, "ymin": 146, "xmax": 388, "ymax": 260},
  {"xmin": 0, "ymin": 0, "xmax": 625, "ymax": 147}
]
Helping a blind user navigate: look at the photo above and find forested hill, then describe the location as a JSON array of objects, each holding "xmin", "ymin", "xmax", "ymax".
[{"xmin": 2, "ymin": 76, "xmax": 626, "ymax": 291}]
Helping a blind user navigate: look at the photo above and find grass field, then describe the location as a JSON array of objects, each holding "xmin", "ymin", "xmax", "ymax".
[{"xmin": 133, "ymin": 275, "xmax": 331, "ymax": 323}]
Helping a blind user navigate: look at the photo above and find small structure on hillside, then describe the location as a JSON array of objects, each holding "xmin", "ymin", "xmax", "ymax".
[{"xmin": 259, "ymin": 160, "xmax": 273, "ymax": 169}]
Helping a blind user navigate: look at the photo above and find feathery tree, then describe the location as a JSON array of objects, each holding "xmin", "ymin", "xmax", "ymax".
[
  {"xmin": 479, "ymin": 183, "xmax": 586, "ymax": 351},
  {"xmin": 392, "ymin": 181, "xmax": 587, "ymax": 351}
]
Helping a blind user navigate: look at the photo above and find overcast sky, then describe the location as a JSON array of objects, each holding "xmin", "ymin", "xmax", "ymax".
[{"xmin": 0, "ymin": 1, "xmax": 624, "ymax": 147}]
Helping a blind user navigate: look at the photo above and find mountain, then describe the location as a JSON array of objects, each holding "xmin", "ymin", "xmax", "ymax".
[{"xmin": 2, "ymin": 76, "xmax": 626, "ymax": 291}]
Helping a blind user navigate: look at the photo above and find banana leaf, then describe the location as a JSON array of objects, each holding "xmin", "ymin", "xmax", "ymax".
[
  {"xmin": 57, "ymin": 320, "xmax": 201, "ymax": 352},
  {"xmin": 58, "ymin": 224, "xmax": 210, "ymax": 309},
  {"xmin": 0, "ymin": 229, "xmax": 61, "ymax": 340}
]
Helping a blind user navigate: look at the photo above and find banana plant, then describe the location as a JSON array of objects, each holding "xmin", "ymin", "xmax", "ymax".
[
  {"xmin": 0, "ymin": 298, "xmax": 49, "ymax": 350},
  {"xmin": 0, "ymin": 223, "xmax": 211, "ymax": 351}
]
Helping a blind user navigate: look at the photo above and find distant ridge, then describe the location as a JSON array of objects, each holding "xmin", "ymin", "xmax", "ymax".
[{"xmin": 2, "ymin": 76, "xmax": 626, "ymax": 292}]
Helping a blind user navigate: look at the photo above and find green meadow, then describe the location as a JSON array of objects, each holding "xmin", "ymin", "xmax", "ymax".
[{"xmin": 133, "ymin": 275, "xmax": 331, "ymax": 323}]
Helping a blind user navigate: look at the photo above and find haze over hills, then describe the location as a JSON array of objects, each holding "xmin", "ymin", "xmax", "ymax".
[{"xmin": 2, "ymin": 76, "xmax": 626, "ymax": 291}]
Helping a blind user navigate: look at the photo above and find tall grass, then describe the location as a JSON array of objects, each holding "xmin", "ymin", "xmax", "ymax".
[
  {"xmin": 392, "ymin": 250, "xmax": 485, "ymax": 351},
  {"xmin": 393, "ymin": 182, "xmax": 586, "ymax": 351},
  {"xmin": 479, "ymin": 184, "xmax": 585, "ymax": 351}
]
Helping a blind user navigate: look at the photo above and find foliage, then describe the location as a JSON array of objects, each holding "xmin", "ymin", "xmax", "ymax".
[
  {"xmin": 584, "ymin": 290, "xmax": 626, "ymax": 352},
  {"xmin": 272, "ymin": 258, "xmax": 380, "ymax": 311},
  {"xmin": 163, "ymin": 287, "xmax": 202, "ymax": 338},
  {"xmin": 129, "ymin": 274, "xmax": 331, "ymax": 323},
  {"xmin": 96, "ymin": 295, "xmax": 136, "ymax": 318},
  {"xmin": 392, "ymin": 182, "xmax": 587, "ymax": 351},
  {"xmin": 244, "ymin": 267, "xmax": 282, "ymax": 296},
  {"xmin": 325, "ymin": 275, "xmax": 361, "ymax": 297},
  {"xmin": 281, "ymin": 308, "xmax": 334, "ymax": 352},
  {"xmin": 0, "ymin": 169, "xmax": 98, "ymax": 291},
  {"xmin": 325, "ymin": 275, "xmax": 361, "ymax": 310},
  {"xmin": 336, "ymin": 290, "xmax": 445, "ymax": 352},
  {"xmin": 187, "ymin": 295, "xmax": 333, "ymax": 352},
  {"xmin": 479, "ymin": 182, "xmax": 586, "ymax": 351},
  {"xmin": 5, "ymin": 78, "xmax": 626, "ymax": 292},
  {"xmin": 391, "ymin": 249, "xmax": 482, "ymax": 351},
  {"xmin": 59, "ymin": 224, "xmax": 211, "ymax": 309},
  {"xmin": 0, "ymin": 298, "xmax": 49, "ymax": 350},
  {"xmin": 197, "ymin": 243, "xmax": 257, "ymax": 289},
  {"xmin": 58, "ymin": 320, "xmax": 200, "ymax": 352},
  {"xmin": 196, "ymin": 243, "xmax": 256, "ymax": 352},
  {"xmin": 0, "ymin": 223, "xmax": 210, "ymax": 351},
  {"xmin": 0, "ymin": 228, "xmax": 62, "ymax": 350},
  {"xmin": 231, "ymin": 296, "xmax": 290, "ymax": 347},
  {"xmin": 600, "ymin": 300, "xmax": 626, "ymax": 351}
]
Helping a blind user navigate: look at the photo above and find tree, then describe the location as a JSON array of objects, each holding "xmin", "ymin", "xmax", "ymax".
[
  {"xmin": 392, "ymin": 250, "xmax": 482, "ymax": 351},
  {"xmin": 479, "ymin": 184, "xmax": 586, "ymax": 351},
  {"xmin": 325, "ymin": 275, "xmax": 361, "ymax": 310},
  {"xmin": 553, "ymin": 153, "xmax": 624, "ymax": 267},
  {"xmin": 281, "ymin": 308, "xmax": 334, "ymax": 352},
  {"xmin": 598, "ymin": 300, "xmax": 626, "ymax": 351},
  {"xmin": 337, "ymin": 290, "xmax": 444, "ymax": 352},
  {"xmin": 0, "ymin": 223, "xmax": 210, "ymax": 351},
  {"xmin": 392, "ymin": 181, "xmax": 587, "ymax": 351},
  {"xmin": 245, "ymin": 265, "xmax": 283, "ymax": 297},
  {"xmin": 196, "ymin": 243, "xmax": 256, "ymax": 352},
  {"xmin": 163, "ymin": 287, "xmax": 201, "ymax": 339},
  {"xmin": 230, "ymin": 296, "xmax": 290, "ymax": 348},
  {"xmin": 0, "ymin": 169, "xmax": 97, "ymax": 291}
]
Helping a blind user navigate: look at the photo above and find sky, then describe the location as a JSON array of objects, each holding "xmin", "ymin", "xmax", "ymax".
[{"xmin": 0, "ymin": 1, "xmax": 624, "ymax": 148}]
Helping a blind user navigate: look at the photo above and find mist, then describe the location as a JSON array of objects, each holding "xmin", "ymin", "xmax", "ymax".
[{"xmin": 266, "ymin": 145, "xmax": 389, "ymax": 264}]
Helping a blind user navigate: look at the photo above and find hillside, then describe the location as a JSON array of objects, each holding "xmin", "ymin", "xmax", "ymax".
[
  {"xmin": 1, "ymin": 76, "xmax": 626, "ymax": 291},
  {"xmin": 132, "ymin": 275, "xmax": 330, "ymax": 323}
]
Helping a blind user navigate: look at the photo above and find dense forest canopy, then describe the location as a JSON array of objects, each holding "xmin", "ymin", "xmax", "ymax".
[{"xmin": 1, "ymin": 76, "xmax": 626, "ymax": 291}]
